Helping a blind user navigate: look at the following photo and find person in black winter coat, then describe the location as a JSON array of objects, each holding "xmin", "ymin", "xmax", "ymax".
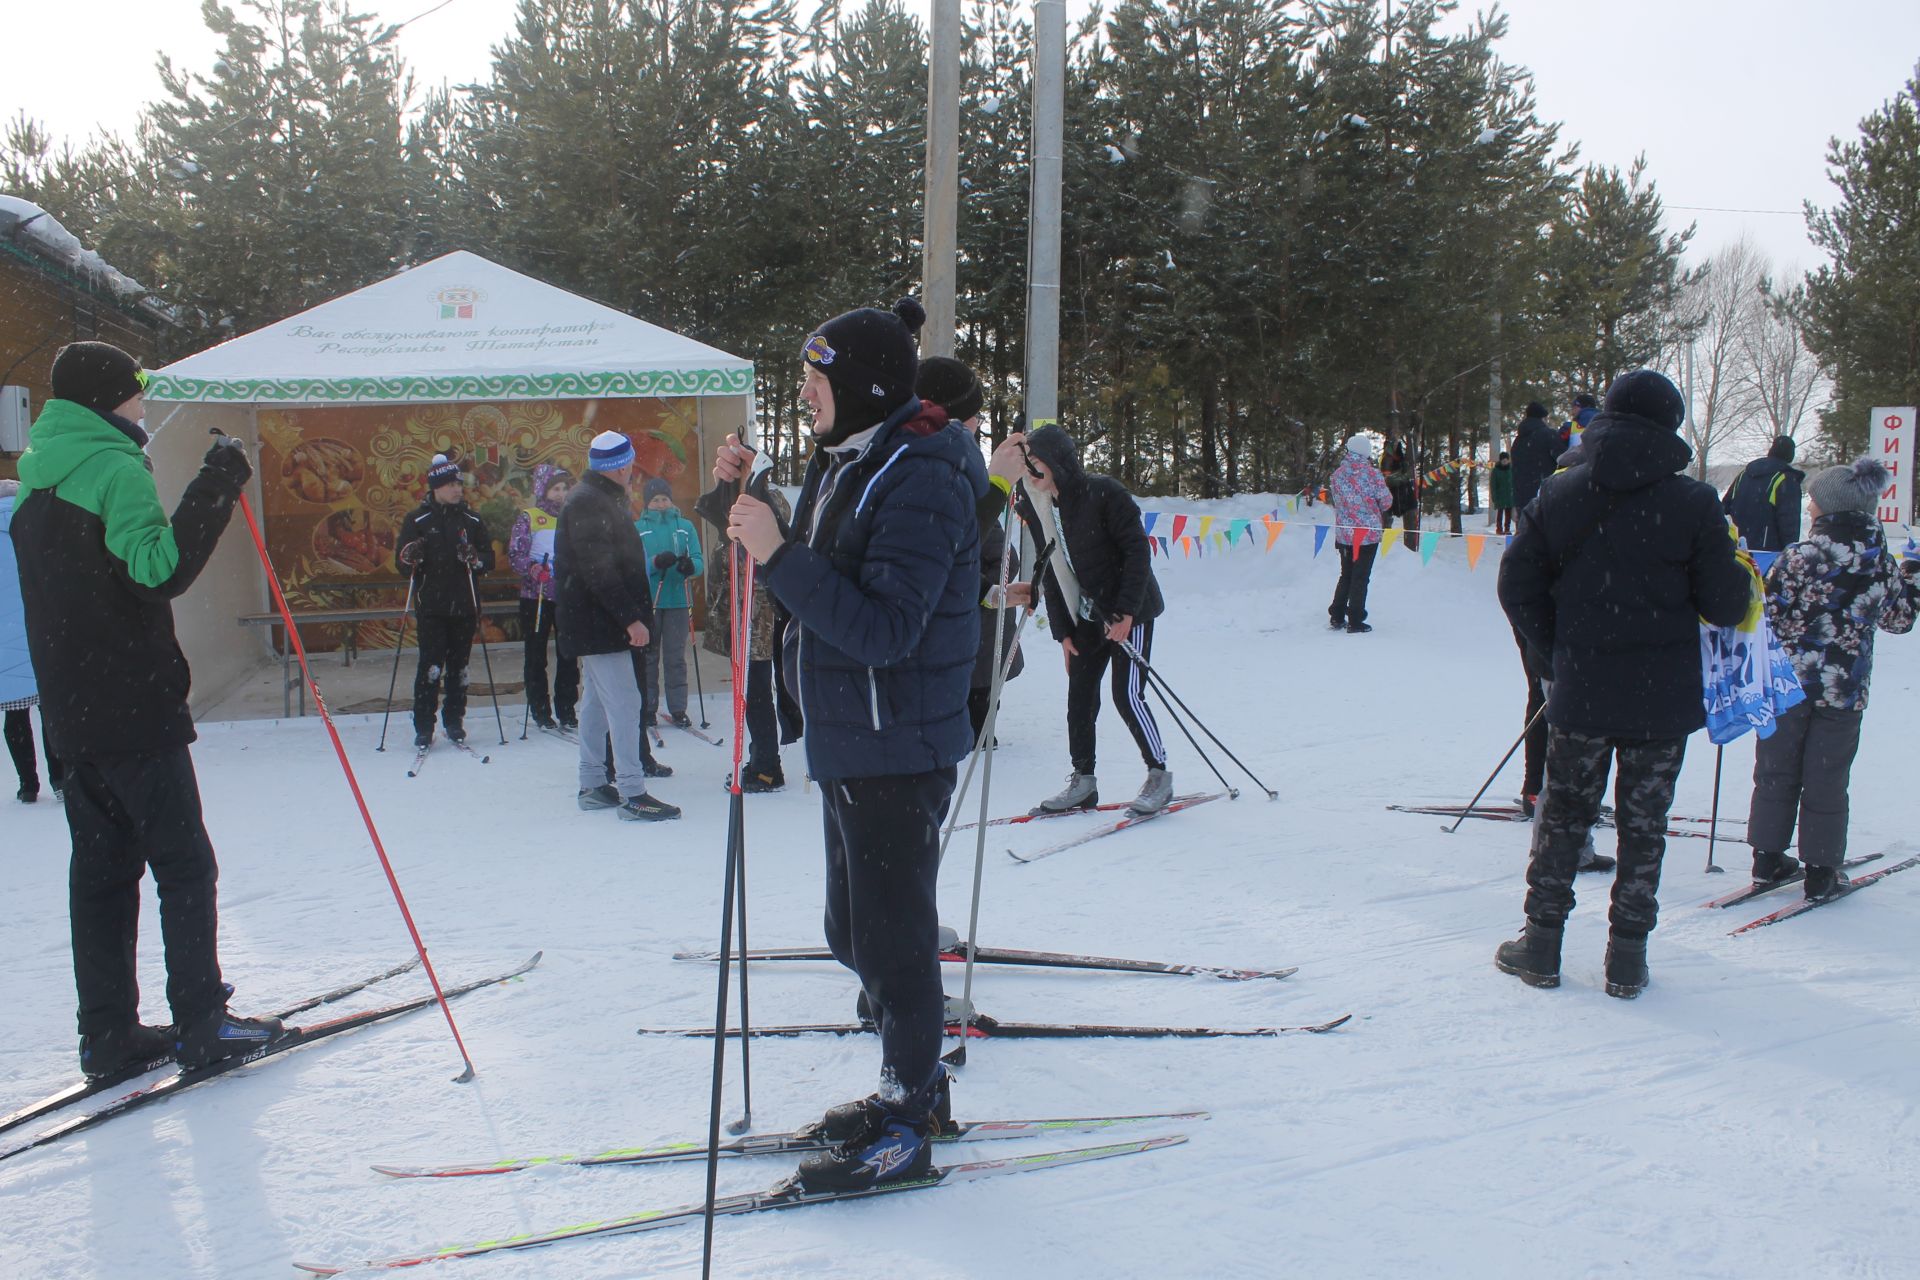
[
  {"xmin": 1009, "ymin": 424, "xmax": 1171, "ymax": 817},
  {"xmin": 1722, "ymin": 435, "xmax": 1804, "ymax": 552},
  {"xmin": 1494, "ymin": 370, "xmax": 1755, "ymax": 999},
  {"xmin": 554, "ymin": 432, "xmax": 678, "ymax": 822},
  {"xmin": 716, "ymin": 298, "xmax": 982, "ymax": 1194},
  {"xmin": 915, "ymin": 356, "xmax": 1025, "ymax": 737},
  {"xmin": 395, "ymin": 455, "xmax": 494, "ymax": 748},
  {"xmin": 1508, "ymin": 400, "xmax": 1560, "ymax": 511},
  {"xmin": 10, "ymin": 340, "xmax": 285, "ymax": 1076}
]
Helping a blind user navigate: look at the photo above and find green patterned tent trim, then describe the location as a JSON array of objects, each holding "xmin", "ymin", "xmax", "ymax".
[{"xmin": 145, "ymin": 367, "xmax": 754, "ymax": 403}]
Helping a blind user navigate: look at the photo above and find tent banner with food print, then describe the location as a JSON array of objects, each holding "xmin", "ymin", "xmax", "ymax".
[{"xmin": 261, "ymin": 398, "xmax": 699, "ymax": 652}]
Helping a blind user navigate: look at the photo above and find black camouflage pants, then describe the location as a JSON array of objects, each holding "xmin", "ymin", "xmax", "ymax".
[{"xmin": 1524, "ymin": 729, "xmax": 1686, "ymax": 938}]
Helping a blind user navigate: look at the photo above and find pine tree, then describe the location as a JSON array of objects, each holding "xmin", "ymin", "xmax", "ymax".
[{"xmin": 1797, "ymin": 71, "xmax": 1920, "ymax": 470}]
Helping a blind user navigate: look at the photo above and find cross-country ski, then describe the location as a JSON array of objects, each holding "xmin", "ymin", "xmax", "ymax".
[{"xmin": 673, "ymin": 941, "xmax": 1296, "ymax": 982}]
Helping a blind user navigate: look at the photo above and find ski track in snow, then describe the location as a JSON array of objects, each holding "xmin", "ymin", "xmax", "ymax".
[{"xmin": 3, "ymin": 501, "xmax": 1916, "ymax": 1278}]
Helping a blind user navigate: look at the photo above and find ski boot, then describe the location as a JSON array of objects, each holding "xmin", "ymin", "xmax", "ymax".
[
  {"xmin": 1493, "ymin": 921, "xmax": 1562, "ymax": 989},
  {"xmin": 741, "ymin": 762, "xmax": 785, "ymax": 793},
  {"xmin": 79, "ymin": 1021, "xmax": 175, "ymax": 1080},
  {"xmin": 1033, "ymin": 772, "xmax": 1098, "ymax": 815},
  {"xmin": 642, "ymin": 752, "xmax": 674, "ymax": 779},
  {"xmin": 1751, "ymin": 848, "xmax": 1802, "ymax": 884},
  {"xmin": 1604, "ymin": 933, "xmax": 1648, "ymax": 999},
  {"xmin": 174, "ymin": 1007, "xmax": 287, "ymax": 1069},
  {"xmin": 1575, "ymin": 832, "xmax": 1616, "ymax": 874},
  {"xmin": 413, "ymin": 728, "xmax": 433, "ymax": 750},
  {"xmin": 445, "ymin": 720, "xmax": 467, "ymax": 744},
  {"xmin": 670, "ymin": 711, "xmax": 693, "ymax": 728},
  {"xmin": 801, "ymin": 1065, "xmax": 952, "ymax": 1148},
  {"xmin": 1804, "ymin": 865, "xmax": 1851, "ymax": 901},
  {"xmin": 1345, "ymin": 621, "xmax": 1373, "ymax": 634},
  {"xmin": 1128, "ymin": 767, "xmax": 1173, "ymax": 815},
  {"xmin": 1517, "ymin": 793, "xmax": 1538, "ymax": 820},
  {"xmin": 618, "ymin": 793, "xmax": 682, "ymax": 822}
]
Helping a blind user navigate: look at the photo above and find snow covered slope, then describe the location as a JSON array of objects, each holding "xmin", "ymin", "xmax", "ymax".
[{"xmin": 2, "ymin": 513, "xmax": 1915, "ymax": 1278}]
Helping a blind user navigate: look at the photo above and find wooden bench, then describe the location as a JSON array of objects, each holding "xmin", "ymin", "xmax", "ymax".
[{"xmin": 238, "ymin": 601, "xmax": 521, "ymax": 718}]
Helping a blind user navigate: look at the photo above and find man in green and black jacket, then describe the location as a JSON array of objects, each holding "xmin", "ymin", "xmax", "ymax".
[{"xmin": 10, "ymin": 341, "xmax": 285, "ymax": 1078}]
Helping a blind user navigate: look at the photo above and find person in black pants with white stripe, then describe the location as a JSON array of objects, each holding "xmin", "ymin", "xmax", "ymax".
[{"xmin": 1008, "ymin": 424, "xmax": 1171, "ymax": 817}]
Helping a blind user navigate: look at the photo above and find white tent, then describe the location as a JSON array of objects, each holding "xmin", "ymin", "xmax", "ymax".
[
  {"xmin": 142, "ymin": 252, "xmax": 754, "ymax": 714},
  {"xmin": 147, "ymin": 250, "xmax": 754, "ymax": 404}
]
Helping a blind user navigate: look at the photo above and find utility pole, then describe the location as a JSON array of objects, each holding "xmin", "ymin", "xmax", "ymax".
[
  {"xmin": 922, "ymin": 0, "xmax": 961, "ymax": 357},
  {"xmin": 1023, "ymin": 0, "xmax": 1065, "ymax": 430}
]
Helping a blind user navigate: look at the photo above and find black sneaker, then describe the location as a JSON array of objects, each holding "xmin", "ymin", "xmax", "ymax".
[
  {"xmin": 643, "ymin": 755, "xmax": 674, "ymax": 779},
  {"xmin": 1804, "ymin": 865, "xmax": 1851, "ymax": 901},
  {"xmin": 174, "ymin": 1007, "xmax": 286, "ymax": 1069},
  {"xmin": 79, "ymin": 1021, "xmax": 175, "ymax": 1080},
  {"xmin": 618, "ymin": 793, "xmax": 681, "ymax": 822},
  {"xmin": 577, "ymin": 784, "xmax": 621, "ymax": 810}
]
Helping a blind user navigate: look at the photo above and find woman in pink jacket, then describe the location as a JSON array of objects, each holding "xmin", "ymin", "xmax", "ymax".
[{"xmin": 1328, "ymin": 433, "xmax": 1394, "ymax": 633}]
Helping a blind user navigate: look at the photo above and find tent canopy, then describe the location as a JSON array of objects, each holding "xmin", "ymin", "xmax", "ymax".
[{"xmin": 147, "ymin": 251, "xmax": 754, "ymax": 405}]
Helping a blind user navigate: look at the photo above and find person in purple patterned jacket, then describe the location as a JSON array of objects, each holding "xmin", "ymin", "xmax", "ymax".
[
  {"xmin": 509, "ymin": 464, "xmax": 579, "ymax": 730},
  {"xmin": 1327, "ymin": 433, "xmax": 1394, "ymax": 633}
]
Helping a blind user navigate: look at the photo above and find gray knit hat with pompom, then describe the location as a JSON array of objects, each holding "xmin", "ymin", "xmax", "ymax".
[{"xmin": 1807, "ymin": 457, "xmax": 1889, "ymax": 517}]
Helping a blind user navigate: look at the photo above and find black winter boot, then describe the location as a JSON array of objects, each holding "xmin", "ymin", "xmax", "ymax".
[
  {"xmin": 1604, "ymin": 933, "xmax": 1649, "ymax": 999},
  {"xmin": 1751, "ymin": 848, "xmax": 1802, "ymax": 884},
  {"xmin": 1493, "ymin": 921, "xmax": 1562, "ymax": 989}
]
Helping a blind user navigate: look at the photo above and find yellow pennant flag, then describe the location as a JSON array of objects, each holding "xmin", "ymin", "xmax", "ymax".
[
  {"xmin": 1264, "ymin": 517, "xmax": 1286, "ymax": 550},
  {"xmin": 1465, "ymin": 533, "xmax": 1487, "ymax": 572},
  {"xmin": 1198, "ymin": 516, "xmax": 1215, "ymax": 538},
  {"xmin": 1379, "ymin": 527, "xmax": 1403, "ymax": 556}
]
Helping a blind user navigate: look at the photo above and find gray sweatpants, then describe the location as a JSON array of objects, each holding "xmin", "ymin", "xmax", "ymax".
[
  {"xmin": 1747, "ymin": 700, "xmax": 1863, "ymax": 868},
  {"xmin": 577, "ymin": 652, "xmax": 649, "ymax": 800},
  {"xmin": 642, "ymin": 606, "xmax": 691, "ymax": 720}
]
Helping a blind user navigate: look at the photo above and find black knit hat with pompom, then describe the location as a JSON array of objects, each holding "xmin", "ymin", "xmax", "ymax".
[{"xmin": 804, "ymin": 298, "xmax": 926, "ymax": 444}]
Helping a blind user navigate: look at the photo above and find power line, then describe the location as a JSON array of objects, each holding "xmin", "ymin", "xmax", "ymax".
[{"xmin": 1667, "ymin": 204, "xmax": 1804, "ymax": 216}]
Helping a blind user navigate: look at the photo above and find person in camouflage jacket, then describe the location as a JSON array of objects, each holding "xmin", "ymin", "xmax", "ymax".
[{"xmin": 1746, "ymin": 458, "xmax": 1920, "ymax": 895}]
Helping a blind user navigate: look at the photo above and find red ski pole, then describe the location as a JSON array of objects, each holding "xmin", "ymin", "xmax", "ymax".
[{"xmin": 228, "ymin": 466, "xmax": 480, "ymax": 1082}]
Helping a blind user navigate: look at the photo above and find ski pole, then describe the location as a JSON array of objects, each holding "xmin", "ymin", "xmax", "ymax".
[
  {"xmin": 1444, "ymin": 704, "xmax": 1546, "ymax": 835},
  {"xmin": 684, "ymin": 528, "xmax": 711, "ymax": 729},
  {"xmin": 376, "ymin": 573, "xmax": 416, "ymax": 752},
  {"xmin": 1146, "ymin": 680, "xmax": 1238, "ymax": 799},
  {"xmin": 1704, "ymin": 744, "xmax": 1726, "ymax": 874},
  {"xmin": 727, "ymin": 547, "xmax": 755, "ymax": 1132},
  {"xmin": 949, "ymin": 504, "xmax": 1022, "ymax": 1065},
  {"xmin": 1114, "ymin": 638, "xmax": 1278, "ymax": 800},
  {"xmin": 519, "ymin": 584, "xmax": 543, "ymax": 742},
  {"xmin": 462, "ymin": 542, "xmax": 508, "ymax": 746},
  {"xmin": 221, "ymin": 437, "xmax": 478, "ymax": 1082}
]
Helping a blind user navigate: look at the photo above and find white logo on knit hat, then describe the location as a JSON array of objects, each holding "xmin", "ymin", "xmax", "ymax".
[{"xmin": 872, "ymin": 384, "xmax": 885, "ymax": 397}]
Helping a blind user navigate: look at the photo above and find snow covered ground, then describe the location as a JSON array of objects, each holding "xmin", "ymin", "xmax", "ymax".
[{"xmin": 3, "ymin": 506, "xmax": 1917, "ymax": 1279}]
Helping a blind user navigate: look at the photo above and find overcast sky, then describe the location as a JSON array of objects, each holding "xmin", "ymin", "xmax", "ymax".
[{"xmin": 6, "ymin": 0, "xmax": 1917, "ymax": 275}]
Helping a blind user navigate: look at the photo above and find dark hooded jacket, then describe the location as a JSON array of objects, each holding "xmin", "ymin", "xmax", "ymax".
[
  {"xmin": 1498, "ymin": 412, "xmax": 1755, "ymax": 740},
  {"xmin": 9, "ymin": 399, "xmax": 242, "ymax": 759},
  {"xmin": 553, "ymin": 470, "xmax": 655, "ymax": 659},
  {"xmin": 1722, "ymin": 448, "xmax": 1804, "ymax": 552},
  {"xmin": 1509, "ymin": 407, "xmax": 1561, "ymax": 511},
  {"xmin": 1018, "ymin": 425, "xmax": 1164, "ymax": 648},
  {"xmin": 761, "ymin": 398, "xmax": 987, "ymax": 780}
]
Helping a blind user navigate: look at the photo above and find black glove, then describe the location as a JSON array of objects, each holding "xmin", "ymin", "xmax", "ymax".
[
  {"xmin": 459, "ymin": 547, "xmax": 484, "ymax": 570},
  {"xmin": 653, "ymin": 551, "xmax": 678, "ymax": 571},
  {"xmin": 399, "ymin": 541, "xmax": 423, "ymax": 567},
  {"xmin": 202, "ymin": 437, "xmax": 253, "ymax": 491},
  {"xmin": 675, "ymin": 554, "xmax": 696, "ymax": 576}
]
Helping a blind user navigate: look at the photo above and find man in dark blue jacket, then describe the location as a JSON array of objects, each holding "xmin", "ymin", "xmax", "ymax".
[
  {"xmin": 1722, "ymin": 435, "xmax": 1804, "ymax": 551},
  {"xmin": 1495, "ymin": 370, "xmax": 1754, "ymax": 999},
  {"xmin": 1508, "ymin": 400, "xmax": 1561, "ymax": 511},
  {"xmin": 718, "ymin": 298, "xmax": 983, "ymax": 1193}
]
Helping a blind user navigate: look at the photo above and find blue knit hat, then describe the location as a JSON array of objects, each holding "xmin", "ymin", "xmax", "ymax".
[
  {"xmin": 427, "ymin": 453, "xmax": 462, "ymax": 489},
  {"xmin": 642, "ymin": 476, "xmax": 672, "ymax": 504},
  {"xmin": 589, "ymin": 431, "xmax": 636, "ymax": 472}
]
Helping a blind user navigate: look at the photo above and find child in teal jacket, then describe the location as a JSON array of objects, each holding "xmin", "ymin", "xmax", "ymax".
[{"xmin": 635, "ymin": 477, "xmax": 705, "ymax": 726}]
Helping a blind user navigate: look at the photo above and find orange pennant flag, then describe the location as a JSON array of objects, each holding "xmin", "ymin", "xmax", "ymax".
[
  {"xmin": 1264, "ymin": 517, "xmax": 1286, "ymax": 551},
  {"xmin": 1379, "ymin": 527, "xmax": 1403, "ymax": 556},
  {"xmin": 1465, "ymin": 533, "xmax": 1487, "ymax": 572}
]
